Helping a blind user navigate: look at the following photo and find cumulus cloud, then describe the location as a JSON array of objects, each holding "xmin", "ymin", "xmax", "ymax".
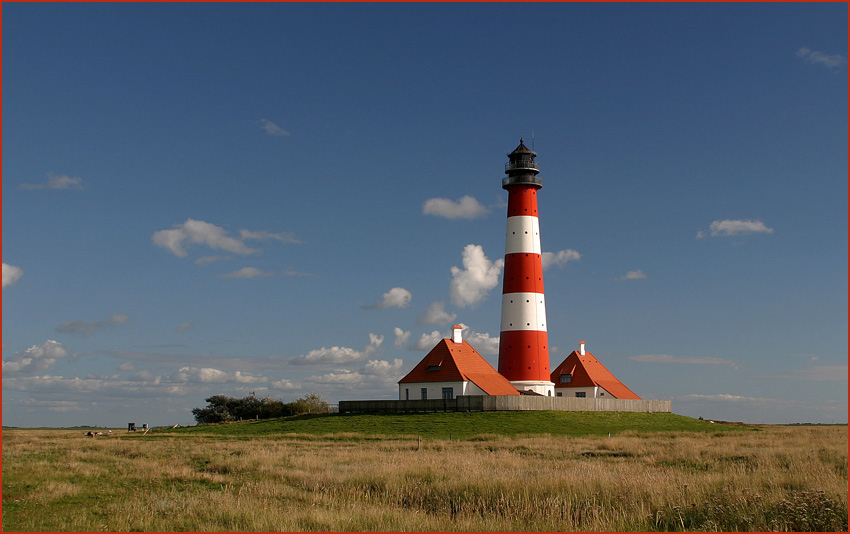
[
  {"xmin": 20, "ymin": 172, "xmax": 85, "ymax": 190},
  {"xmin": 628, "ymin": 353, "xmax": 739, "ymax": 370},
  {"xmin": 3, "ymin": 363, "xmax": 272, "ymax": 401},
  {"xmin": 458, "ymin": 325, "xmax": 500, "ymax": 355},
  {"xmin": 697, "ymin": 219, "xmax": 774, "ymax": 238},
  {"xmin": 363, "ymin": 358, "xmax": 405, "ymax": 376},
  {"xmin": 618, "ymin": 269, "xmax": 647, "ymax": 281},
  {"xmin": 362, "ymin": 287, "xmax": 412, "ymax": 310},
  {"xmin": 541, "ymin": 249, "xmax": 581, "ymax": 270},
  {"xmin": 301, "ymin": 358, "xmax": 405, "ymax": 394},
  {"xmin": 393, "ymin": 327, "xmax": 411, "ymax": 348},
  {"xmin": 3, "ymin": 263, "xmax": 24, "ymax": 288},
  {"xmin": 57, "ymin": 314, "xmax": 130, "ymax": 337},
  {"xmin": 411, "ymin": 330, "xmax": 444, "ymax": 351},
  {"xmin": 153, "ymin": 219, "xmax": 260, "ymax": 257},
  {"xmin": 271, "ymin": 378, "xmax": 298, "ymax": 390},
  {"xmin": 221, "ymin": 267, "xmax": 274, "ymax": 279},
  {"xmin": 3, "ymin": 340, "xmax": 70, "ymax": 375},
  {"xmin": 417, "ymin": 301, "xmax": 457, "ymax": 326},
  {"xmin": 796, "ymin": 47, "xmax": 846, "ymax": 69},
  {"xmin": 290, "ymin": 333, "xmax": 384, "ymax": 365},
  {"xmin": 423, "ymin": 195, "xmax": 489, "ymax": 219},
  {"xmin": 258, "ymin": 119, "xmax": 291, "ymax": 136},
  {"xmin": 449, "ymin": 244, "xmax": 504, "ymax": 307},
  {"xmin": 171, "ymin": 367, "xmax": 267, "ymax": 384}
]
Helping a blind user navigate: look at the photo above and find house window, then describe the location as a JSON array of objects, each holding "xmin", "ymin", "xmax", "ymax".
[
  {"xmin": 600, "ymin": 392, "xmax": 604, "ymax": 396},
  {"xmin": 560, "ymin": 374, "xmax": 572, "ymax": 384},
  {"xmin": 427, "ymin": 365, "xmax": 441, "ymax": 372},
  {"xmin": 421, "ymin": 388, "xmax": 428, "ymax": 400},
  {"xmin": 442, "ymin": 387, "xmax": 454, "ymax": 400},
  {"xmin": 575, "ymin": 392, "xmax": 586, "ymax": 398},
  {"xmin": 405, "ymin": 389, "xmax": 409, "ymax": 400},
  {"xmin": 556, "ymin": 392, "xmax": 563, "ymax": 397}
]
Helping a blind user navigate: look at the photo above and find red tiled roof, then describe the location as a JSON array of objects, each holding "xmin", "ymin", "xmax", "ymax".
[
  {"xmin": 399, "ymin": 339, "xmax": 520, "ymax": 396},
  {"xmin": 550, "ymin": 350, "xmax": 641, "ymax": 399}
]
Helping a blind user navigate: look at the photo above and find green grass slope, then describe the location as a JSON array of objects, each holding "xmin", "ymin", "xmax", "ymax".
[{"xmin": 161, "ymin": 411, "xmax": 750, "ymax": 439}]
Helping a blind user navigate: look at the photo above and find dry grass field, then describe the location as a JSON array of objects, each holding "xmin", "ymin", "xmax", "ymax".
[{"xmin": 2, "ymin": 423, "xmax": 847, "ymax": 531}]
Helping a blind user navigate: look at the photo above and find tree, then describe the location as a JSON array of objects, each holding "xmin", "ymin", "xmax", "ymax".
[
  {"xmin": 191, "ymin": 395, "xmax": 236, "ymax": 424},
  {"xmin": 299, "ymin": 392, "xmax": 330, "ymax": 414},
  {"xmin": 191, "ymin": 392, "xmax": 331, "ymax": 424}
]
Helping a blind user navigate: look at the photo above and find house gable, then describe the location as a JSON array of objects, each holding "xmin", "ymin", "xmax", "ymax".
[
  {"xmin": 399, "ymin": 339, "xmax": 519, "ymax": 396},
  {"xmin": 551, "ymin": 350, "xmax": 641, "ymax": 400}
]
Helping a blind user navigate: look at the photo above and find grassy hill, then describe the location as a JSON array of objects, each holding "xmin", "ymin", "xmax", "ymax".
[{"xmin": 161, "ymin": 410, "xmax": 752, "ymax": 439}]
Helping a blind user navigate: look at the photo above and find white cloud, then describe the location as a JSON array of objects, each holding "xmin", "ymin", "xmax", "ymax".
[
  {"xmin": 363, "ymin": 358, "xmax": 404, "ymax": 376},
  {"xmin": 3, "ymin": 263, "xmax": 24, "ymax": 288},
  {"xmin": 449, "ymin": 244, "xmax": 504, "ymax": 307},
  {"xmin": 393, "ymin": 327, "xmax": 411, "ymax": 348},
  {"xmin": 271, "ymin": 378, "xmax": 298, "ymax": 390},
  {"xmin": 282, "ymin": 268, "xmax": 316, "ymax": 277},
  {"xmin": 195, "ymin": 255, "xmax": 233, "ymax": 265},
  {"xmin": 171, "ymin": 367, "xmax": 268, "ymax": 384},
  {"xmin": 417, "ymin": 301, "xmax": 457, "ymax": 326},
  {"xmin": 423, "ymin": 195, "xmax": 488, "ymax": 219},
  {"xmin": 153, "ymin": 219, "xmax": 260, "ymax": 258},
  {"xmin": 459, "ymin": 325, "xmax": 500, "ymax": 355},
  {"xmin": 239, "ymin": 229, "xmax": 301, "ymax": 244},
  {"xmin": 290, "ymin": 333, "xmax": 384, "ymax": 365},
  {"xmin": 20, "ymin": 172, "xmax": 85, "ymax": 190},
  {"xmin": 698, "ymin": 219, "xmax": 774, "ymax": 238},
  {"xmin": 628, "ymin": 353, "xmax": 739, "ymax": 370},
  {"xmin": 221, "ymin": 267, "xmax": 274, "ymax": 279},
  {"xmin": 302, "ymin": 358, "xmax": 405, "ymax": 394},
  {"xmin": 618, "ymin": 269, "xmax": 647, "ymax": 281},
  {"xmin": 796, "ymin": 47, "xmax": 846, "ymax": 69},
  {"xmin": 57, "ymin": 314, "xmax": 130, "ymax": 337},
  {"xmin": 541, "ymin": 249, "xmax": 581, "ymax": 270},
  {"xmin": 363, "ymin": 287, "xmax": 412, "ymax": 310},
  {"xmin": 3, "ymin": 340, "xmax": 70, "ymax": 375},
  {"xmin": 411, "ymin": 330, "xmax": 443, "ymax": 351},
  {"xmin": 258, "ymin": 119, "xmax": 291, "ymax": 136}
]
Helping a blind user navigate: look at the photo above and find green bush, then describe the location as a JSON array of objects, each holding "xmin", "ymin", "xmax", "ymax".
[{"xmin": 192, "ymin": 392, "xmax": 329, "ymax": 424}]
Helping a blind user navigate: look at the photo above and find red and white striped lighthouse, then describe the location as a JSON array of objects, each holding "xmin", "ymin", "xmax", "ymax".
[{"xmin": 497, "ymin": 139, "xmax": 555, "ymax": 396}]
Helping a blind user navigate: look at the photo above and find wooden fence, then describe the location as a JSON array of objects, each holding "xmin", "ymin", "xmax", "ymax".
[{"xmin": 339, "ymin": 395, "xmax": 671, "ymax": 414}]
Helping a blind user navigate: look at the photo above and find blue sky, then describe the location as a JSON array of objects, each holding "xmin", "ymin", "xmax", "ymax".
[{"xmin": 3, "ymin": 3, "xmax": 846, "ymax": 427}]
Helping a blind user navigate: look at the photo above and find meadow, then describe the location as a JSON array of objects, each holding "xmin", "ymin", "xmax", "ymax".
[{"xmin": 2, "ymin": 412, "xmax": 847, "ymax": 532}]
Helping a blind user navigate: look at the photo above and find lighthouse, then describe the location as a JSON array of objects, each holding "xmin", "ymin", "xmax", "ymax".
[{"xmin": 497, "ymin": 139, "xmax": 555, "ymax": 396}]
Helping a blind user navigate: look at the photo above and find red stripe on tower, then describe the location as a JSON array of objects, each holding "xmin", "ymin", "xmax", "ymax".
[{"xmin": 497, "ymin": 139, "xmax": 555, "ymax": 396}]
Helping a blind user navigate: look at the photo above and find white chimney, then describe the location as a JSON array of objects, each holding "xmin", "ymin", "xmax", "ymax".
[
  {"xmin": 579, "ymin": 340, "xmax": 586, "ymax": 356},
  {"xmin": 452, "ymin": 325, "xmax": 463, "ymax": 344}
]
